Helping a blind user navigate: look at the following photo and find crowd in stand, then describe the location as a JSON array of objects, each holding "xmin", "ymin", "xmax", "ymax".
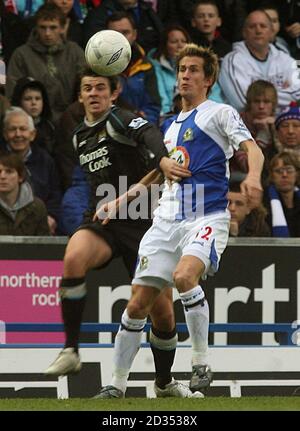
[{"xmin": 0, "ymin": 0, "xmax": 300, "ymax": 238}]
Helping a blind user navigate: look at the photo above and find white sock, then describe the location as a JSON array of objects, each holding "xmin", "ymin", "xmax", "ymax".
[
  {"xmin": 111, "ymin": 309, "xmax": 146, "ymax": 393},
  {"xmin": 180, "ymin": 285, "xmax": 209, "ymax": 366}
]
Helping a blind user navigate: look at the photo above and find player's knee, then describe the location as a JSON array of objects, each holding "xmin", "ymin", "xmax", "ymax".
[
  {"xmin": 64, "ymin": 250, "xmax": 86, "ymax": 277},
  {"xmin": 151, "ymin": 312, "xmax": 175, "ymax": 332},
  {"xmin": 173, "ymin": 269, "xmax": 195, "ymax": 292},
  {"xmin": 127, "ymin": 298, "xmax": 149, "ymax": 319}
]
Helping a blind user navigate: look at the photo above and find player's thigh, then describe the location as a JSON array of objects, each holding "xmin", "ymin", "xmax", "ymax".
[
  {"xmin": 64, "ymin": 229, "xmax": 113, "ymax": 275},
  {"xmin": 150, "ymin": 287, "xmax": 175, "ymax": 331}
]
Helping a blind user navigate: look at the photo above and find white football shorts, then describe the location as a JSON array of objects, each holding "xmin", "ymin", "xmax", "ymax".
[{"xmin": 132, "ymin": 211, "xmax": 230, "ymax": 290}]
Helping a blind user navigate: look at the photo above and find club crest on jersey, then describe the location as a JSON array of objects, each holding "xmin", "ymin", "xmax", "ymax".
[
  {"xmin": 139, "ymin": 256, "xmax": 148, "ymax": 270},
  {"xmin": 128, "ymin": 117, "xmax": 148, "ymax": 129},
  {"xmin": 183, "ymin": 128, "xmax": 193, "ymax": 142},
  {"xmin": 169, "ymin": 146, "xmax": 190, "ymax": 168}
]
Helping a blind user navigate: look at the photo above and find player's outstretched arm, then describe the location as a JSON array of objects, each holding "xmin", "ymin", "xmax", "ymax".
[
  {"xmin": 93, "ymin": 169, "xmax": 163, "ymax": 225},
  {"xmin": 239, "ymin": 139, "xmax": 264, "ymax": 209},
  {"xmin": 94, "ymin": 157, "xmax": 192, "ymax": 224}
]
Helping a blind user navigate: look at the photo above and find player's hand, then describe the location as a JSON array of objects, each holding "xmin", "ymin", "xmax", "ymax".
[
  {"xmin": 159, "ymin": 157, "xmax": 191, "ymax": 182},
  {"xmin": 252, "ymin": 116, "xmax": 275, "ymax": 129},
  {"xmin": 240, "ymin": 175, "xmax": 263, "ymax": 210},
  {"xmin": 230, "ymin": 220, "xmax": 239, "ymax": 237},
  {"xmin": 286, "ymin": 22, "xmax": 300, "ymax": 38},
  {"xmin": 47, "ymin": 215, "xmax": 57, "ymax": 235},
  {"xmin": 93, "ymin": 199, "xmax": 120, "ymax": 225}
]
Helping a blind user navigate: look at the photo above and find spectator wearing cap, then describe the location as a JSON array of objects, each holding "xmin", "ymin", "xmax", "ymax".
[{"xmin": 275, "ymin": 102, "xmax": 300, "ymax": 161}]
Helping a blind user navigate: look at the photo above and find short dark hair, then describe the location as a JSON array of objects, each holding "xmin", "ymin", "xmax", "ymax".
[
  {"xmin": 35, "ymin": 3, "xmax": 66, "ymax": 27},
  {"xmin": 0, "ymin": 152, "xmax": 26, "ymax": 180},
  {"xmin": 11, "ymin": 77, "xmax": 52, "ymax": 120},
  {"xmin": 259, "ymin": 1, "xmax": 279, "ymax": 13},
  {"xmin": 228, "ymin": 181, "xmax": 242, "ymax": 193},
  {"xmin": 192, "ymin": 0, "xmax": 220, "ymax": 18},
  {"xmin": 106, "ymin": 11, "xmax": 136, "ymax": 30},
  {"xmin": 78, "ymin": 65, "xmax": 119, "ymax": 93}
]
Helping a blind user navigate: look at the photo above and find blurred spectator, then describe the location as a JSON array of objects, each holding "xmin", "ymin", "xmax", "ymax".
[
  {"xmin": 231, "ymin": 80, "xmax": 279, "ymax": 181},
  {"xmin": 265, "ymin": 152, "xmax": 300, "ymax": 237},
  {"xmin": 275, "ymin": 102, "xmax": 300, "ymax": 162},
  {"xmin": 72, "ymin": 0, "xmax": 101, "ymax": 22},
  {"xmin": 12, "ymin": 0, "xmax": 44, "ymax": 17},
  {"xmin": 143, "ymin": 0, "xmax": 180, "ymax": 26},
  {"xmin": 242, "ymin": 80, "xmax": 279, "ymax": 157},
  {"xmin": 176, "ymin": 0, "xmax": 248, "ymax": 43},
  {"xmin": 0, "ymin": 58, "xmax": 5, "ymax": 86},
  {"xmin": 159, "ymin": 91, "xmax": 182, "ymax": 134},
  {"xmin": 273, "ymin": 0, "xmax": 300, "ymax": 60},
  {"xmin": 58, "ymin": 164, "xmax": 90, "ymax": 235},
  {"xmin": 0, "ymin": 0, "xmax": 24, "ymax": 64},
  {"xmin": 0, "ymin": 151, "xmax": 50, "ymax": 235},
  {"xmin": 148, "ymin": 24, "xmax": 190, "ymax": 115},
  {"xmin": 5, "ymin": 3, "xmax": 86, "ymax": 123},
  {"xmin": 260, "ymin": 1, "xmax": 290, "ymax": 54},
  {"xmin": 0, "ymin": 59, "xmax": 10, "ymax": 137},
  {"xmin": 83, "ymin": 0, "xmax": 164, "ymax": 52},
  {"xmin": 2, "ymin": 107, "xmax": 62, "ymax": 234},
  {"xmin": 0, "ymin": 93, "xmax": 10, "ymax": 137},
  {"xmin": 11, "ymin": 77, "xmax": 56, "ymax": 155},
  {"xmin": 189, "ymin": 1, "xmax": 232, "ymax": 60},
  {"xmin": 228, "ymin": 180, "xmax": 270, "ymax": 237},
  {"xmin": 219, "ymin": 10, "xmax": 300, "ymax": 112},
  {"xmin": 48, "ymin": 0, "xmax": 84, "ymax": 47},
  {"xmin": 107, "ymin": 11, "xmax": 161, "ymax": 124},
  {"xmin": 187, "ymin": 1, "xmax": 231, "ymax": 105},
  {"xmin": 55, "ymin": 100, "xmax": 85, "ymax": 190}
]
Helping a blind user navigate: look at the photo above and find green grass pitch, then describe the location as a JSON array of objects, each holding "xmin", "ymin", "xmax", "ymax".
[{"xmin": 0, "ymin": 397, "xmax": 300, "ymax": 411}]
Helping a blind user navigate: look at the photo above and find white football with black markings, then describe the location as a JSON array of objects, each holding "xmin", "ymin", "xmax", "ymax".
[{"xmin": 85, "ymin": 30, "xmax": 132, "ymax": 76}]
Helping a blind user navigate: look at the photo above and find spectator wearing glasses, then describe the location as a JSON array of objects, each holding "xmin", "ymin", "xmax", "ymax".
[{"xmin": 265, "ymin": 152, "xmax": 300, "ymax": 237}]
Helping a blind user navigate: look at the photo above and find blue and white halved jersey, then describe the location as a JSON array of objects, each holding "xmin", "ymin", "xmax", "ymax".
[{"xmin": 154, "ymin": 100, "xmax": 253, "ymax": 220}]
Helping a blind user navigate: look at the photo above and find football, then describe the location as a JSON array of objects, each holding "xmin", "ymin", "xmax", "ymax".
[{"xmin": 85, "ymin": 30, "xmax": 132, "ymax": 76}]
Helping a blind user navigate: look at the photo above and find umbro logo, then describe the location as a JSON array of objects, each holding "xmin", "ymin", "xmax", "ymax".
[{"xmin": 107, "ymin": 48, "xmax": 123, "ymax": 65}]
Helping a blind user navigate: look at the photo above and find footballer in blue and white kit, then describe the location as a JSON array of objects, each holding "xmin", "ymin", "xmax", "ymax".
[
  {"xmin": 133, "ymin": 100, "xmax": 253, "ymax": 287},
  {"xmin": 99, "ymin": 44, "xmax": 264, "ymax": 399}
]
